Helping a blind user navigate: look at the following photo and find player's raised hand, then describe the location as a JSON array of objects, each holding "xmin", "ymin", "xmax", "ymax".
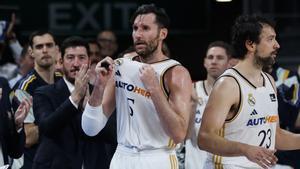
[
  {"xmin": 139, "ymin": 64, "xmax": 159, "ymax": 93},
  {"xmin": 94, "ymin": 57, "xmax": 114, "ymax": 88}
]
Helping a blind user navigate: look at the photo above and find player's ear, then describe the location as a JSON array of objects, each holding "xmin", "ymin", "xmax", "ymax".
[
  {"xmin": 159, "ymin": 28, "xmax": 168, "ymax": 40},
  {"xmin": 245, "ymin": 40, "xmax": 256, "ymax": 52}
]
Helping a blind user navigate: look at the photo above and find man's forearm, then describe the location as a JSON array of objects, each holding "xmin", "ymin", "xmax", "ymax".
[
  {"xmin": 199, "ymin": 131, "xmax": 247, "ymax": 157},
  {"xmin": 276, "ymin": 128, "xmax": 300, "ymax": 150},
  {"xmin": 89, "ymin": 84, "xmax": 105, "ymax": 106}
]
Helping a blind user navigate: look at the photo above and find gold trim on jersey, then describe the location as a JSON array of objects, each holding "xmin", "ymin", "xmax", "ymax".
[
  {"xmin": 225, "ymin": 93, "xmax": 243, "ymax": 123},
  {"xmin": 213, "ymin": 125, "xmax": 225, "ymax": 169},
  {"xmin": 22, "ymin": 75, "xmax": 36, "ymax": 91},
  {"xmin": 230, "ymin": 68, "xmax": 266, "ymax": 89},
  {"xmin": 169, "ymin": 154, "xmax": 178, "ymax": 169},
  {"xmin": 167, "ymin": 139, "xmax": 177, "ymax": 149},
  {"xmin": 222, "ymin": 75, "xmax": 243, "ymax": 123},
  {"xmin": 160, "ymin": 63, "xmax": 180, "ymax": 98},
  {"xmin": 263, "ymin": 72, "xmax": 277, "ymax": 93},
  {"xmin": 160, "ymin": 74, "xmax": 168, "ymax": 97}
]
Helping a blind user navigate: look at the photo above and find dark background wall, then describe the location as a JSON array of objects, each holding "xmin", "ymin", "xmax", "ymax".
[{"xmin": 1, "ymin": 0, "xmax": 299, "ymax": 80}]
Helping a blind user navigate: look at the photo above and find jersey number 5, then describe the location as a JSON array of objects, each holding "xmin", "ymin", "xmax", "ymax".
[{"xmin": 127, "ymin": 97, "xmax": 135, "ymax": 116}]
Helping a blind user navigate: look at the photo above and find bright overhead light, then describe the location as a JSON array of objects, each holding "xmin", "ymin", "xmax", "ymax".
[{"xmin": 216, "ymin": 0, "xmax": 232, "ymax": 2}]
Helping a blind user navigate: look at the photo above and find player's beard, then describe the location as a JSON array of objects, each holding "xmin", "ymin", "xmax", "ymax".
[
  {"xmin": 135, "ymin": 34, "xmax": 159, "ymax": 60},
  {"xmin": 254, "ymin": 51, "xmax": 276, "ymax": 69}
]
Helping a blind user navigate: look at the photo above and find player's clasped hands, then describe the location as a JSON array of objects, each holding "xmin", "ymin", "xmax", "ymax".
[{"xmin": 244, "ymin": 145, "xmax": 278, "ymax": 169}]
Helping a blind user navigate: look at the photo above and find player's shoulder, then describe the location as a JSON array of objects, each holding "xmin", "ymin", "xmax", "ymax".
[
  {"xmin": 214, "ymin": 74, "xmax": 240, "ymax": 92},
  {"xmin": 166, "ymin": 65, "xmax": 191, "ymax": 83}
]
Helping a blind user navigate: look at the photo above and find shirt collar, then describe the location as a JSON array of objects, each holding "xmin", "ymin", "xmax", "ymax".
[{"xmin": 63, "ymin": 76, "xmax": 74, "ymax": 93}]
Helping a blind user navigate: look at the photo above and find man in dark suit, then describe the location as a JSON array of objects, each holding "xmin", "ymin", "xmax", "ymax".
[
  {"xmin": 0, "ymin": 77, "xmax": 31, "ymax": 167},
  {"xmin": 32, "ymin": 36, "xmax": 90, "ymax": 169},
  {"xmin": 32, "ymin": 36, "xmax": 116, "ymax": 169}
]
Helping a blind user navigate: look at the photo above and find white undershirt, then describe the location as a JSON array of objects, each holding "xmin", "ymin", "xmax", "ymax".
[
  {"xmin": 63, "ymin": 77, "xmax": 78, "ymax": 109},
  {"xmin": 0, "ymin": 144, "xmax": 4, "ymax": 166}
]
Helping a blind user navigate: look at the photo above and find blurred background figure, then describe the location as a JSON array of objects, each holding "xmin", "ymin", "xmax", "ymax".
[
  {"xmin": 88, "ymin": 39, "xmax": 103, "ymax": 84},
  {"xmin": 264, "ymin": 63, "xmax": 300, "ymax": 169},
  {"xmin": 96, "ymin": 30, "xmax": 118, "ymax": 59},
  {"xmin": 54, "ymin": 46, "xmax": 63, "ymax": 75},
  {"xmin": 183, "ymin": 41, "xmax": 233, "ymax": 169},
  {"xmin": 9, "ymin": 44, "xmax": 34, "ymax": 88}
]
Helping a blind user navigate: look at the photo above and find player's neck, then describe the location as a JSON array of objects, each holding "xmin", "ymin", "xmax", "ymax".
[
  {"xmin": 204, "ymin": 77, "xmax": 214, "ymax": 95},
  {"xmin": 139, "ymin": 50, "xmax": 168, "ymax": 64},
  {"xmin": 235, "ymin": 59, "xmax": 265, "ymax": 87},
  {"xmin": 236, "ymin": 59, "xmax": 261, "ymax": 76},
  {"xmin": 35, "ymin": 65, "xmax": 56, "ymax": 84}
]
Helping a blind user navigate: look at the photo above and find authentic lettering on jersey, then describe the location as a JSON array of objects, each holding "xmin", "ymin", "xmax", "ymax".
[
  {"xmin": 246, "ymin": 114, "xmax": 278, "ymax": 126},
  {"xmin": 115, "ymin": 80, "xmax": 151, "ymax": 98}
]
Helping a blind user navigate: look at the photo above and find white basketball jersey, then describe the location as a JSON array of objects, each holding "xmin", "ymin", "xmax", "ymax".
[
  {"xmin": 206, "ymin": 68, "xmax": 278, "ymax": 168},
  {"xmin": 114, "ymin": 57, "xmax": 180, "ymax": 151},
  {"xmin": 185, "ymin": 81, "xmax": 208, "ymax": 169}
]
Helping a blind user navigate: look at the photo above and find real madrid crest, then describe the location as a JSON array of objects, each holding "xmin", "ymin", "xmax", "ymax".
[
  {"xmin": 247, "ymin": 93, "xmax": 256, "ymax": 106},
  {"xmin": 197, "ymin": 97, "xmax": 204, "ymax": 106},
  {"xmin": 114, "ymin": 58, "xmax": 123, "ymax": 66}
]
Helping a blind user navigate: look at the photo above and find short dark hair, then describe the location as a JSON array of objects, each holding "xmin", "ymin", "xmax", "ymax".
[
  {"xmin": 28, "ymin": 30, "xmax": 56, "ymax": 48},
  {"xmin": 60, "ymin": 36, "xmax": 90, "ymax": 58},
  {"xmin": 231, "ymin": 14, "xmax": 275, "ymax": 59},
  {"xmin": 207, "ymin": 41, "xmax": 234, "ymax": 58},
  {"xmin": 130, "ymin": 4, "xmax": 170, "ymax": 29}
]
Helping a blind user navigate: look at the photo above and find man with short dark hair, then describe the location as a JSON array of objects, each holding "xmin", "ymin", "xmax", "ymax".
[
  {"xmin": 12, "ymin": 30, "xmax": 61, "ymax": 169},
  {"xmin": 184, "ymin": 41, "xmax": 233, "ymax": 169},
  {"xmin": 82, "ymin": 4, "xmax": 193, "ymax": 169},
  {"xmin": 199, "ymin": 14, "xmax": 300, "ymax": 168},
  {"xmin": 32, "ymin": 36, "xmax": 90, "ymax": 169}
]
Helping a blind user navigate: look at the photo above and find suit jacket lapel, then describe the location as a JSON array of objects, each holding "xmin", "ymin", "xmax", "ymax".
[{"xmin": 55, "ymin": 79, "xmax": 70, "ymax": 100}]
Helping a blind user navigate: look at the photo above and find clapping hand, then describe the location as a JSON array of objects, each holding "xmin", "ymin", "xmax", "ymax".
[
  {"xmin": 71, "ymin": 64, "xmax": 90, "ymax": 105},
  {"xmin": 14, "ymin": 97, "xmax": 32, "ymax": 130}
]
